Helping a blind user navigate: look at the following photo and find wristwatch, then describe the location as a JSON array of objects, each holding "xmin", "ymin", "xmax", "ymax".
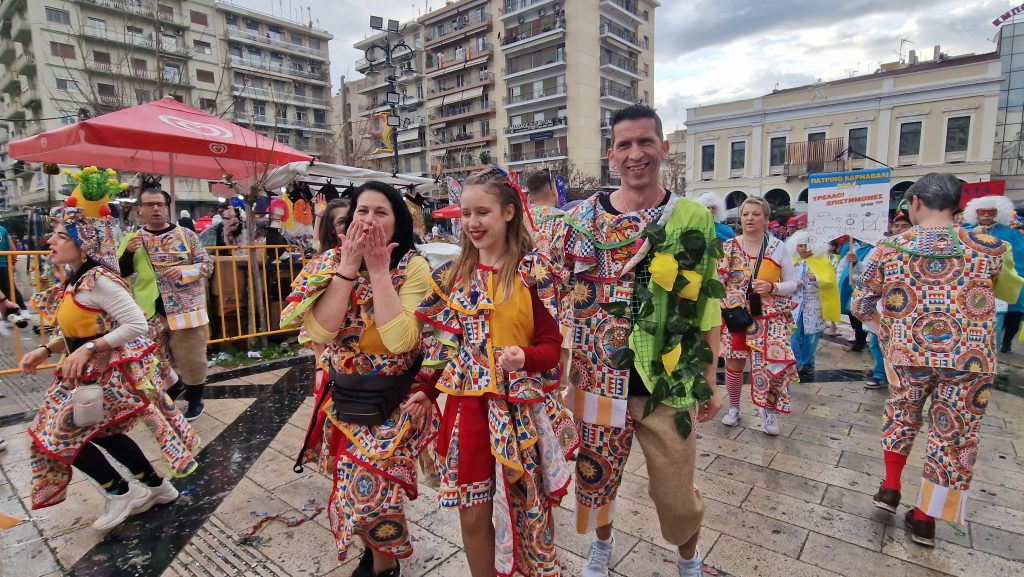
[{"xmin": 84, "ymin": 341, "xmax": 96, "ymax": 354}]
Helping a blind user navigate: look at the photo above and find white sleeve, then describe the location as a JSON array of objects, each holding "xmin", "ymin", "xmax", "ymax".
[
  {"xmin": 76, "ymin": 275, "xmax": 149, "ymax": 348},
  {"xmin": 774, "ymin": 243, "xmax": 800, "ymax": 296}
]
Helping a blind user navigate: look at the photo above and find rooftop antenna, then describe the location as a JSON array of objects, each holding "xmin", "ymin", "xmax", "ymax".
[{"xmin": 897, "ymin": 38, "xmax": 913, "ymax": 64}]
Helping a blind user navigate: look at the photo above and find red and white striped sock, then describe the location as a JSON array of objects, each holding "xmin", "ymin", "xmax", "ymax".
[{"xmin": 725, "ymin": 370, "xmax": 743, "ymax": 408}]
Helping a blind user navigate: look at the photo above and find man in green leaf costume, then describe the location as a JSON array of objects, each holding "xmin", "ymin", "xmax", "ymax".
[{"xmin": 544, "ymin": 105, "xmax": 723, "ymax": 577}]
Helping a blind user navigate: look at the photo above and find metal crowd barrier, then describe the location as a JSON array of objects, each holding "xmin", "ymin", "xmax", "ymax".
[{"xmin": 0, "ymin": 245, "xmax": 307, "ymax": 376}]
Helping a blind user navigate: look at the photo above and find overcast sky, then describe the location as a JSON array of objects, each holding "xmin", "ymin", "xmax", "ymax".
[{"xmin": 224, "ymin": 0, "xmax": 1015, "ymax": 130}]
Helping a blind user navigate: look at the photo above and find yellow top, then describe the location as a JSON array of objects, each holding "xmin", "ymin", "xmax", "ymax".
[
  {"xmin": 56, "ymin": 292, "xmax": 101, "ymax": 339},
  {"xmin": 485, "ymin": 267, "xmax": 535, "ymax": 348}
]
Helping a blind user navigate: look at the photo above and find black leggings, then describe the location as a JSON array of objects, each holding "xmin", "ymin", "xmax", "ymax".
[
  {"xmin": 1005, "ymin": 311, "xmax": 1023, "ymax": 349},
  {"xmin": 848, "ymin": 314, "xmax": 867, "ymax": 346},
  {"xmin": 0, "ymin": 269, "xmax": 25, "ymax": 310},
  {"xmin": 72, "ymin": 434, "xmax": 157, "ymax": 488}
]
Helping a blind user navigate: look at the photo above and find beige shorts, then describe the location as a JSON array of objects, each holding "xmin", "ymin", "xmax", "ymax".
[{"xmin": 151, "ymin": 317, "xmax": 209, "ymax": 385}]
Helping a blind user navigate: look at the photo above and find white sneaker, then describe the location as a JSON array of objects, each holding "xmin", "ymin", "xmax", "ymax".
[
  {"xmin": 760, "ymin": 408, "xmax": 780, "ymax": 436},
  {"xmin": 132, "ymin": 478, "xmax": 179, "ymax": 514},
  {"xmin": 582, "ymin": 537, "xmax": 614, "ymax": 577},
  {"xmin": 677, "ymin": 550, "xmax": 703, "ymax": 577},
  {"xmin": 92, "ymin": 483, "xmax": 151, "ymax": 531},
  {"xmin": 721, "ymin": 406, "xmax": 741, "ymax": 427},
  {"xmin": 0, "ymin": 438, "xmax": 7, "ymax": 452}
]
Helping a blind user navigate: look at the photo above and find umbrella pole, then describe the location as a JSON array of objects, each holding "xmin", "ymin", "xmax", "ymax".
[{"xmin": 168, "ymin": 153, "xmax": 176, "ymax": 218}]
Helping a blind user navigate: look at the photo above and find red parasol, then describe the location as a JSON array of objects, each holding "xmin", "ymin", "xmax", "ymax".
[
  {"xmin": 432, "ymin": 205, "xmax": 462, "ymax": 219},
  {"xmin": 9, "ymin": 97, "xmax": 311, "ymax": 181}
]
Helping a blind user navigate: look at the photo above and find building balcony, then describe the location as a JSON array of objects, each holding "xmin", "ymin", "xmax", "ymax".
[
  {"xmin": 500, "ymin": 0, "xmax": 558, "ymax": 19},
  {"xmin": 600, "ymin": 21, "xmax": 645, "ymax": 52},
  {"xmin": 156, "ymin": 10, "xmax": 186, "ymax": 27},
  {"xmin": 82, "ymin": 28, "xmax": 194, "ymax": 58},
  {"xmin": 502, "ymin": 53, "xmax": 566, "ymax": 80},
  {"xmin": 161, "ymin": 72, "xmax": 192, "ymax": 86},
  {"xmin": 0, "ymin": 44, "xmax": 15, "ymax": 66},
  {"xmin": 428, "ymin": 72, "xmax": 494, "ymax": 100},
  {"xmin": 428, "ymin": 100, "xmax": 495, "ymax": 124},
  {"xmin": 231, "ymin": 84, "xmax": 328, "ymax": 108},
  {"xmin": 600, "ymin": 85, "xmax": 638, "ymax": 106},
  {"xmin": 507, "ymin": 148, "xmax": 567, "ymax": 165},
  {"xmin": 599, "ymin": 0, "xmax": 648, "ymax": 25},
  {"xmin": 225, "ymin": 27, "xmax": 329, "ymax": 60},
  {"xmin": 226, "ymin": 55, "xmax": 329, "ymax": 84},
  {"xmin": 358, "ymin": 102, "xmax": 391, "ymax": 117},
  {"xmin": 88, "ymin": 60, "xmax": 159, "ymax": 81},
  {"xmin": 0, "ymin": 0, "xmax": 25, "ymax": 21},
  {"xmin": 783, "ymin": 137, "xmax": 846, "ymax": 178},
  {"xmin": 70, "ymin": 0, "xmax": 156, "ymax": 20},
  {"xmin": 5, "ymin": 93, "xmax": 23, "ymax": 119},
  {"xmin": 430, "ymin": 129, "xmax": 496, "ymax": 150},
  {"xmin": 10, "ymin": 14, "xmax": 30, "ymax": 44},
  {"xmin": 13, "ymin": 51, "xmax": 34, "ymax": 76},
  {"xmin": 502, "ymin": 84, "xmax": 567, "ymax": 108},
  {"xmin": 501, "ymin": 15, "xmax": 566, "ymax": 53},
  {"xmin": 0, "ymin": 69, "xmax": 21, "ymax": 95},
  {"xmin": 599, "ymin": 53, "xmax": 645, "ymax": 80},
  {"xmin": 425, "ymin": 44, "xmax": 494, "ymax": 76},
  {"xmin": 424, "ymin": 13, "xmax": 492, "ymax": 49},
  {"xmin": 504, "ymin": 115, "xmax": 567, "ymax": 137},
  {"xmin": 20, "ymin": 84, "xmax": 38, "ymax": 109}
]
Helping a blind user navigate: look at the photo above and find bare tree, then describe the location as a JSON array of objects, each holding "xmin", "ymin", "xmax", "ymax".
[
  {"xmin": 661, "ymin": 151, "xmax": 686, "ymax": 193},
  {"xmin": 550, "ymin": 159, "xmax": 601, "ymax": 201}
]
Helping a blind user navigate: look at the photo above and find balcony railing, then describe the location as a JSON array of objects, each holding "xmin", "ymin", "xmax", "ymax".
[
  {"xmin": 508, "ymin": 148, "xmax": 567, "ymax": 163},
  {"xmin": 433, "ymin": 129, "xmax": 497, "ymax": 146},
  {"xmin": 87, "ymin": 60, "xmax": 159, "ymax": 80},
  {"xmin": 500, "ymin": 0, "xmax": 556, "ymax": 15},
  {"xmin": 430, "ymin": 100, "xmax": 495, "ymax": 122},
  {"xmin": 600, "ymin": 85, "xmax": 637, "ymax": 102},
  {"xmin": 425, "ymin": 13, "xmax": 492, "ymax": 45},
  {"xmin": 599, "ymin": 53, "xmax": 645, "ymax": 76},
  {"xmin": 600, "ymin": 21, "xmax": 645, "ymax": 49},
  {"xmin": 503, "ymin": 84, "xmax": 567, "ymax": 105},
  {"xmin": 71, "ymin": 0, "xmax": 156, "ymax": 19},
  {"xmin": 425, "ymin": 43, "xmax": 494, "ymax": 73},
  {"xmin": 231, "ymin": 84, "xmax": 328, "ymax": 107},
  {"xmin": 784, "ymin": 137, "xmax": 846, "ymax": 177},
  {"xmin": 227, "ymin": 55, "xmax": 328, "ymax": 82},
  {"xmin": 503, "ymin": 52, "xmax": 566, "ymax": 76},
  {"xmin": 601, "ymin": 0, "xmax": 648, "ymax": 22},
  {"xmin": 225, "ymin": 27, "xmax": 328, "ymax": 58},
  {"xmin": 505, "ymin": 115, "xmax": 567, "ymax": 135},
  {"xmin": 429, "ymin": 72, "xmax": 494, "ymax": 99},
  {"xmin": 502, "ymin": 15, "xmax": 566, "ymax": 46}
]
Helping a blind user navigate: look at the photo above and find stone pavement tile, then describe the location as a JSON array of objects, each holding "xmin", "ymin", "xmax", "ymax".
[
  {"xmin": 244, "ymin": 511, "xmax": 344, "ymax": 576},
  {"xmin": 271, "ymin": 472, "xmax": 333, "ymax": 523},
  {"xmin": 788, "ymin": 425, "xmax": 891, "ymax": 460},
  {"xmin": 201, "ymin": 398, "xmax": 255, "ymax": 426},
  {"xmin": 784, "ymin": 409, "xmax": 859, "ymax": 436},
  {"xmin": 0, "ymin": 421, "xmax": 29, "ymax": 438},
  {"xmin": 837, "ymin": 451, "xmax": 922, "ymax": 491},
  {"xmin": 46, "ymin": 526, "xmax": 104, "ymax": 569},
  {"xmin": 421, "ymin": 550, "xmax": 473, "ymax": 577},
  {"xmin": 612, "ymin": 539, "xmax": 697, "ymax": 577},
  {"xmin": 403, "ymin": 521, "xmax": 462, "ymax": 575},
  {"xmin": 414, "ymin": 507, "xmax": 461, "ymax": 549},
  {"xmin": 697, "ymin": 417, "xmax": 744, "ymax": 440},
  {"xmin": 268, "ymin": 422, "xmax": 309, "ymax": 458},
  {"xmin": 769, "ymin": 453, "xmax": 879, "ymax": 496},
  {"xmin": 881, "ymin": 524, "xmax": 1024, "ymax": 577},
  {"xmin": 820, "ymin": 485, "xmax": 971, "ymax": 548},
  {"xmin": 238, "ymin": 372, "xmax": 283, "ymax": 385},
  {"xmin": 248, "ymin": 446, "xmax": 305, "ymax": 491},
  {"xmin": 743, "ymin": 487, "xmax": 884, "ymax": 551},
  {"xmin": 0, "ymin": 507, "xmax": 61, "ymax": 577},
  {"xmin": 967, "ymin": 499, "xmax": 1024, "ymax": 536},
  {"xmin": 403, "ymin": 484, "xmax": 440, "ymax": 524},
  {"xmin": 551, "ymin": 503, "xmax": 645, "ymax": 564},
  {"xmin": 969, "ymin": 521, "xmax": 1024, "ymax": 561},
  {"xmin": 701, "ymin": 497, "xmax": 808, "ymax": 559},
  {"xmin": 696, "ymin": 434, "xmax": 776, "ymax": 467},
  {"xmin": 799, "ymin": 531, "xmax": 953, "ymax": 577},
  {"xmin": 735, "ymin": 427, "xmax": 842, "ymax": 465},
  {"xmin": 706, "ymin": 534, "xmax": 841, "ymax": 577},
  {"xmin": 973, "ymin": 445, "xmax": 1024, "ymax": 474},
  {"xmin": 705, "ymin": 456, "xmax": 828, "ymax": 504},
  {"xmin": 27, "ymin": 478, "xmax": 108, "ymax": 539},
  {"xmin": 694, "ymin": 469, "xmax": 753, "ymax": 505},
  {"xmin": 214, "ymin": 476, "xmax": 297, "ymax": 533},
  {"xmin": 803, "ymin": 404, "xmax": 880, "ymax": 429},
  {"xmin": 207, "ymin": 377, "xmax": 250, "ymax": 388},
  {"xmin": 624, "ymin": 445, "xmax": 646, "ymax": 474},
  {"xmin": 288, "ymin": 402, "xmax": 315, "ymax": 429}
]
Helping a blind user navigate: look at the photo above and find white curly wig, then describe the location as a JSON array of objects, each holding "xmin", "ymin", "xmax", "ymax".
[
  {"xmin": 963, "ymin": 195, "xmax": 1015, "ymax": 226},
  {"xmin": 786, "ymin": 230, "xmax": 830, "ymax": 258},
  {"xmin": 696, "ymin": 191, "xmax": 727, "ymax": 223}
]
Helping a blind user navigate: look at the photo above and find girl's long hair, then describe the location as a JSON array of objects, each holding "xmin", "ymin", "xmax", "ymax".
[{"xmin": 448, "ymin": 168, "xmax": 534, "ymax": 302}]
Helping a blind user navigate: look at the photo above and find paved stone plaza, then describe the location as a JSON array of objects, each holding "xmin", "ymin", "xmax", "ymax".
[{"xmin": 1, "ymin": 337, "xmax": 1022, "ymax": 577}]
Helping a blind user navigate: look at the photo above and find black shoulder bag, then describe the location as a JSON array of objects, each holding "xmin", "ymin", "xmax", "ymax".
[
  {"xmin": 329, "ymin": 355, "xmax": 423, "ymax": 426},
  {"xmin": 722, "ymin": 234, "xmax": 768, "ymax": 333}
]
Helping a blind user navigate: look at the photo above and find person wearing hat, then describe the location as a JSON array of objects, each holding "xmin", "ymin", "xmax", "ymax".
[
  {"xmin": 19, "ymin": 168, "xmax": 199, "ymax": 530},
  {"xmin": 963, "ymin": 194, "xmax": 1024, "ymax": 352},
  {"xmin": 697, "ymin": 191, "xmax": 736, "ymax": 242}
]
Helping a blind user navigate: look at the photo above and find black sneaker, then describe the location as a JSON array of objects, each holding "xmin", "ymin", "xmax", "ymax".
[
  {"xmin": 184, "ymin": 401, "xmax": 205, "ymax": 421},
  {"xmin": 872, "ymin": 484, "xmax": 900, "ymax": 513},
  {"xmin": 351, "ymin": 548, "xmax": 374, "ymax": 577},
  {"xmin": 166, "ymin": 380, "xmax": 186, "ymax": 401},
  {"xmin": 904, "ymin": 509, "xmax": 936, "ymax": 547}
]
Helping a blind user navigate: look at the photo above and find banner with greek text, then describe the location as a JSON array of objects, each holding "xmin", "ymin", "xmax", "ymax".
[{"xmin": 807, "ymin": 168, "xmax": 892, "ymax": 246}]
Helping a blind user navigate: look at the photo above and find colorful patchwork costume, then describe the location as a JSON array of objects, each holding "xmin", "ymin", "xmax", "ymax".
[
  {"xmin": 417, "ymin": 252, "xmax": 578, "ymax": 577},
  {"xmin": 29, "ymin": 258, "xmax": 199, "ymax": 509},
  {"xmin": 280, "ymin": 249, "xmax": 439, "ymax": 562},
  {"xmin": 852, "ymin": 224, "xmax": 1023, "ymax": 524},
  {"xmin": 545, "ymin": 192, "xmax": 720, "ymax": 544},
  {"xmin": 719, "ymin": 235, "xmax": 799, "ymax": 412}
]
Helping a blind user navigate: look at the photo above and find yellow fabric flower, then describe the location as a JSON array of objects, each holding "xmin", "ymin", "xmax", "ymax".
[
  {"xmin": 677, "ymin": 270, "xmax": 702, "ymax": 301},
  {"xmin": 649, "ymin": 252, "xmax": 679, "ymax": 292},
  {"xmin": 662, "ymin": 344, "xmax": 682, "ymax": 374}
]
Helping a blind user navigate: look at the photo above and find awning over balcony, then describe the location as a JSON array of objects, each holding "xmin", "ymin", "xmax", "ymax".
[{"xmin": 426, "ymin": 86, "xmax": 485, "ymax": 109}]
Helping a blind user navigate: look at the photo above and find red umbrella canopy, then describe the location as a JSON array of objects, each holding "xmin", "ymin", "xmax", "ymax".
[
  {"xmin": 432, "ymin": 205, "xmax": 462, "ymax": 219},
  {"xmin": 9, "ymin": 97, "xmax": 312, "ymax": 181}
]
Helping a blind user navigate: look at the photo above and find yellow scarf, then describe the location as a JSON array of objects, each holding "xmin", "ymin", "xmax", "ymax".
[{"xmin": 800, "ymin": 255, "xmax": 841, "ymax": 323}]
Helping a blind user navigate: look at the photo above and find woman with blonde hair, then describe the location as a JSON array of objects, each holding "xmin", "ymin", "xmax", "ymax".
[{"xmin": 718, "ymin": 197, "xmax": 799, "ymax": 434}]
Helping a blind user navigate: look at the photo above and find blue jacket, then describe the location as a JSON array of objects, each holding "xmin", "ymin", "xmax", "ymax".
[
  {"xmin": 969, "ymin": 223, "xmax": 1024, "ymax": 311},
  {"xmin": 838, "ymin": 241, "xmax": 874, "ymax": 314},
  {"xmin": 714, "ymin": 222, "xmax": 736, "ymax": 242}
]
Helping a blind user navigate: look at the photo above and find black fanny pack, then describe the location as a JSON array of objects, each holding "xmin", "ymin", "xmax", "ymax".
[{"xmin": 329, "ymin": 355, "xmax": 422, "ymax": 426}]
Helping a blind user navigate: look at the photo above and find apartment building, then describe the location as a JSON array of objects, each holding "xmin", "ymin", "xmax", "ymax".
[
  {"xmin": 0, "ymin": 0, "xmax": 227, "ymax": 207},
  {"xmin": 685, "ymin": 49, "xmax": 1001, "ymax": 211},
  {"xmin": 993, "ymin": 22, "xmax": 1024, "ymax": 200},
  {"xmin": 217, "ymin": 2, "xmax": 333, "ymax": 160}
]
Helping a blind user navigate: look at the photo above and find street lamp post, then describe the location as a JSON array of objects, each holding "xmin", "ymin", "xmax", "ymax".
[{"xmin": 364, "ymin": 17, "xmax": 417, "ymax": 176}]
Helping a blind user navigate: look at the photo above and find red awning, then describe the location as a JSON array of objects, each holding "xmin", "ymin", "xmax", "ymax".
[
  {"xmin": 9, "ymin": 97, "xmax": 311, "ymax": 181},
  {"xmin": 432, "ymin": 205, "xmax": 462, "ymax": 219}
]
